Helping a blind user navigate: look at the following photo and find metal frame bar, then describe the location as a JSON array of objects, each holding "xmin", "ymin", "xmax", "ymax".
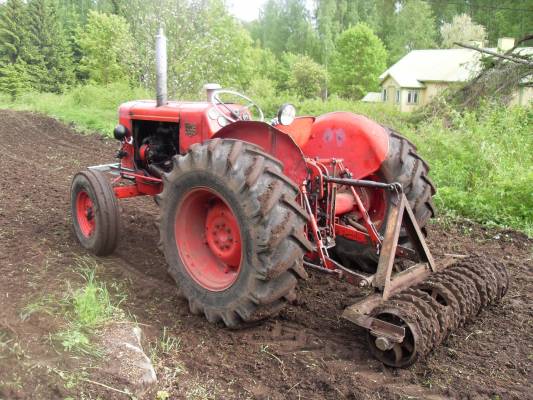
[{"xmin": 341, "ymin": 192, "xmax": 440, "ymax": 342}]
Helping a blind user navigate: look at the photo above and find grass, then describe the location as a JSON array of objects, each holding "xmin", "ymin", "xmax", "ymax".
[
  {"xmin": 1, "ymin": 85, "xmax": 531, "ymax": 235},
  {"xmin": 149, "ymin": 326, "xmax": 182, "ymax": 362},
  {"xmin": 0, "ymin": 82, "xmax": 151, "ymax": 134},
  {"xmin": 23, "ymin": 257, "xmax": 126, "ymax": 355}
]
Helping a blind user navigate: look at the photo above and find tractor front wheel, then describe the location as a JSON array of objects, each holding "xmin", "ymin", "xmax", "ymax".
[
  {"xmin": 71, "ymin": 170, "xmax": 120, "ymax": 256},
  {"xmin": 158, "ymin": 139, "xmax": 311, "ymax": 328}
]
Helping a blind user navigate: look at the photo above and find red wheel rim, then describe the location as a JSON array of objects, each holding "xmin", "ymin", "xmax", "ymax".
[
  {"xmin": 174, "ymin": 187, "xmax": 243, "ymax": 291},
  {"xmin": 76, "ymin": 190, "xmax": 95, "ymax": 237},
  {"xmin": 354, "ymin": 174, "xmax": 388, "ymax": 229}
]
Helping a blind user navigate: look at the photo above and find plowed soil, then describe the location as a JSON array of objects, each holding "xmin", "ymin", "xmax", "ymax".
[{"xmin": 0, "ymin": 110, "xmax": 531, "ymax": 400}]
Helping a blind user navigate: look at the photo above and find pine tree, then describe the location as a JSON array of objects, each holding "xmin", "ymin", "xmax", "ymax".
[
  {"xmin": 27, "ymin": 0, "xmax": 74, "ymax": 92},
  {"xmin": 0, "ymin": 0, "xmax": 32, "ymax": 97},
  {"xmin": 0, "ymin": 0, "xmax": 28, "ymax": 64},
  {"xmin": 0, "ymin": 61, "xmax": 31, "ymax": 99}
]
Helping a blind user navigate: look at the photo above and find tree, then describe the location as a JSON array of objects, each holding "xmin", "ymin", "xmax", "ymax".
[
  {"xmin": 428, "ymin": 0, "xmax": 528, "ymax": 46},
  {"xmin": 329, "ymin": 24, "xmax": 387, "ymax": 99},
  {"xmin": 387, "ymin": 0, "xmax": 438, "ymax": 62},
  {"xmin": 27, "ymin": 0, "xmax": 74, "ymax": 92},
  {"xmin": 170, "ymin": 1, "xmax": 258, "ymax": 96},
  {"xmin": 251, "ymin": 0, "xmax": 319, "ymax": 60},
  {"xmin": 314, "ymin": 0, "xmax": 379, "ymax": 64},
  {"xmin": 76, "ymin": 11, "xmax": 135, "ymax": 84},
  {"xmin": 0, "ymin": 60, "xmax": 31, "ymax": 99},
  {"xmin": 0, "ymin": 0, "xmax": 28, "ymax": 64},
  {"xmin": 0, "ymin": 0, "xmax": 34, "ymax": 96},
  {"xmin": 288, "ymin": 55, "xmax": 327, "ymax": 99},
  {"xmin": 440, "ymin": 14, "xmax": 487, "ymax": 48}
]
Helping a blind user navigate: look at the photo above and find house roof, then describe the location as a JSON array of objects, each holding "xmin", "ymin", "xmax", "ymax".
[
  {"xmin": 380, "ymin": 49, "xmax": 481, "ymax": 88},
  {"xmin": 380, "ymin": 47, "xmax": 533, "ymax": 88}
]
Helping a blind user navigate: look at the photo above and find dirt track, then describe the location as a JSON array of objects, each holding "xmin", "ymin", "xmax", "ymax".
[{"xmin": 0, "ymin": 110, "xmax": 531, "ymax": 400}]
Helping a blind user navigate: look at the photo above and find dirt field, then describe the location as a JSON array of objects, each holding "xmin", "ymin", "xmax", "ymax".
[{"xmin": 0, "ymin": 110, "xmax": 531, "ymax": 400}]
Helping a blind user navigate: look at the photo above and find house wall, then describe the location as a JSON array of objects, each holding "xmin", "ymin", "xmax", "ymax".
[
  {"xmin": 422, "ymin": 82, "xmax": 450, "ymax": 104},
  {"xmin": 380, "ymin": 76, "xmax": 426, "ymax": 112},
  {"xmin": 379, "ymin": 80, "xmax": 463, "ymax": 112},
  {"xmin": 510, "ymin": 86, "xmax": 533, "ymax": 106},
  {"xmin": 381, "ymin": 76, "xmax": 399, "ymax": 106},
  {"xmin": 398, "ymin": 89, "xmax": 421, "ymax": 112}
]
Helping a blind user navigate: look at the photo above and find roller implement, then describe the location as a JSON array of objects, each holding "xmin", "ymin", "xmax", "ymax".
[{"xmin": 71, "ymin": 30, "xmax": 508, "ymax": 367}]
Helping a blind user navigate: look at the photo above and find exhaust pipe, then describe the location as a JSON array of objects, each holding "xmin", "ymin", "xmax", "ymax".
[{"xmin": 155, "ymin": 27, "xmax": 167, "ymax": 107}]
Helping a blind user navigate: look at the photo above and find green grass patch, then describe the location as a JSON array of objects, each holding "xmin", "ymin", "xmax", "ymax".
[
  {"xmin": 22, "ymin": 257, "xmax": 126, "ymax": 355},
  {"xmin": 0, "ymin": 82, "xmax": 151, "ymax": 135}
]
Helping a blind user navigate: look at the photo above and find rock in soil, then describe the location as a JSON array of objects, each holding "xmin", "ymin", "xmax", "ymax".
[{"xmin": 99, "ymin": 324, "xmax": 157, "ymax": 396}]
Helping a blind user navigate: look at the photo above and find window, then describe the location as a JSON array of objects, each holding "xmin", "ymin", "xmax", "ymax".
[
  {"xmin": 396, "ymin": 89, "xmax": 401, "ymax": 104},
  {"xmin": 407, "ymin": 90, "xmax": 419, "ymax": 104},
  {"xmin": 382, "ymin": 88, "xmax": 387, "ymax": 102}
]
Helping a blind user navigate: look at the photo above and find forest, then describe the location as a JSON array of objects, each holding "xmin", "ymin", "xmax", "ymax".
[{"xmin": 0, "ymin": 0, "xmax": 531, "ymax": 100}]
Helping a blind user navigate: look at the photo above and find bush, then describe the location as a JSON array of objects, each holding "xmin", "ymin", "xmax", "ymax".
[
  {"xmin": 288, "ymin": 56, "xmax": 327, "ymax": 99},
  {"xmin": 410, "ymin": 103, "xmax": 532, "ymax": 235}
]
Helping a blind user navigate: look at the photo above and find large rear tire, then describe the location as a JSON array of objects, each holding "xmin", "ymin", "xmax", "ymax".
[
  {"xmin": 158, "ymin": 139, "xmax": 312, "ymax": 328},
  {"xmin": 71, "ymin": 170, "xmax": 120, "ymax": 256},
  {"xmin": 335, "ymin": 127, "xmax": 436, "ymax": 272}
]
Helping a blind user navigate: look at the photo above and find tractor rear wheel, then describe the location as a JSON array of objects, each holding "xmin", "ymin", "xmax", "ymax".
[
  {"xmin": 158, "ymin": 139, "xmax": 312, "ymax": 328},
  {"xmin": 71, "ymin": 170, "xmax": 120, "ymax": 256},
  {"xmin": 335, "ymin": 127, "xmax": 436, "ymax": 272}
]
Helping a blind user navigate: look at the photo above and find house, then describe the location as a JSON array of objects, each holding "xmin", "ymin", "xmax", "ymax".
[{"xmin": 363, "ymin": 38, "xmax": 533, "ymax": 111}]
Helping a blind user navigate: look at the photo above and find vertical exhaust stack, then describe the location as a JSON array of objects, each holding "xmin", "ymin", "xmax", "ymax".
[{"xmin": 155, "ymin": 27, "xmax": 168, "ymax": 107}]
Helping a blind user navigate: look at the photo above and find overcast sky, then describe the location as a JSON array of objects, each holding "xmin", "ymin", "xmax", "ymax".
[
  {"xmin": 228, "ymin": 0, "xmax": 314, "ymax": 22},
  {"xmin": 227, "ymin": 0, "xmax": 266, "ymax": 21}
]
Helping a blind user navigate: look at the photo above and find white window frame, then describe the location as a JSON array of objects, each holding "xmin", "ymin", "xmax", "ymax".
[
  {"xmin": 395, "ymin": 89, "xmax": 401, "ymax": 104},
  {"xmin": 407, "ymin": 89, "xmax": 419, "ymax": 105}
]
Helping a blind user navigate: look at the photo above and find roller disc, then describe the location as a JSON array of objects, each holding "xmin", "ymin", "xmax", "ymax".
[
  {"xmin": 466, "ymin": 263, "xmax": 499, "ymax": 303},
  {"xmin": 387, "ymin": 299, "xmax": 433, "ymax": 356},
  {"xmin": 393, "ymin": 293, "xmax": 441, "ymax": 350},
  {"xmin": 416, "ymin": 280, "xmax": 460, "ymax": 331},
  {"xmin": 428, "ymin": 275, "xmax": 469, "ymax": 326},
  {"xmin": 453, "ymin": 266, "xmax": 490, "ymax": 310},
  {"xmin": 487, "ymin": 261, "xmax": 509, "ymax": 300},
  {"xmin": 446, "ymin": 269, "xmax": 482, "ymax": 316},
  {"xmin": 494, "ymin": 262, "xmax": 509, "ymax": 297},
  {"xmin": 404, "ymin": 288, "xmax": 449, "ymax": 345},
  {"xmin": 367, "ymin": 305, "xmax": 423, "ymax": 368}
]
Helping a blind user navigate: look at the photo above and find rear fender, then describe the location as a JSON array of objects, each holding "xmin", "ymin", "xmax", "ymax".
[
  {"xmin": 301, "ymin": 112, "xmax": 389, "ymax": 179},
  {"xmin": 212, "ymin": 121, "xmax": 308, "ymax": 185}
]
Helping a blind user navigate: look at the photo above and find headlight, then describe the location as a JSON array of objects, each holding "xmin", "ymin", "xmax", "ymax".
[
  {"xmin": 217, "ymin": 115, "xmax": 229, "ymax": 127},
  {"xmin": 277, "ymin": 104, "xmax": 296, "ymax": 126},
  {"xmin": 113, "ymin": 124, "xmax": 128, "ymax": 141}
]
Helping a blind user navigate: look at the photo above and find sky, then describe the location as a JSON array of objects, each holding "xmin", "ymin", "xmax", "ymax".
[
  {"xmin": 227, "ymin": 0, "xmax": 266, "ymax": 22},
  {"xmin": 228, "ymin": 0, "xmax": 314, "ymax": 22}
]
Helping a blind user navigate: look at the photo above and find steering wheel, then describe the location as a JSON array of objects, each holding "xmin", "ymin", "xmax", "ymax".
[{"xmin": 211, "ymin": 89, "xmax": 264, "ymax": 123}]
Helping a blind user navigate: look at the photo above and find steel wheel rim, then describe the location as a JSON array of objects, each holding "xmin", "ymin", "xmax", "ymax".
[
  {"xmin": 174, "ymin": 187, "xmax": 243, "ymax": 291},
  {"xmin": 76, "ymin": 190, "xmax": 95, "ymax": 238},
  {"xmin": 367, "ymin": 311, "xmax": 419, "ymax": 368}
]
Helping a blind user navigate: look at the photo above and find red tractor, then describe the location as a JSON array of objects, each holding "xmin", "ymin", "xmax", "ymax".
[{"xmin": 71, "ymin": 31, "xmax": 508, "ymax": 368}]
